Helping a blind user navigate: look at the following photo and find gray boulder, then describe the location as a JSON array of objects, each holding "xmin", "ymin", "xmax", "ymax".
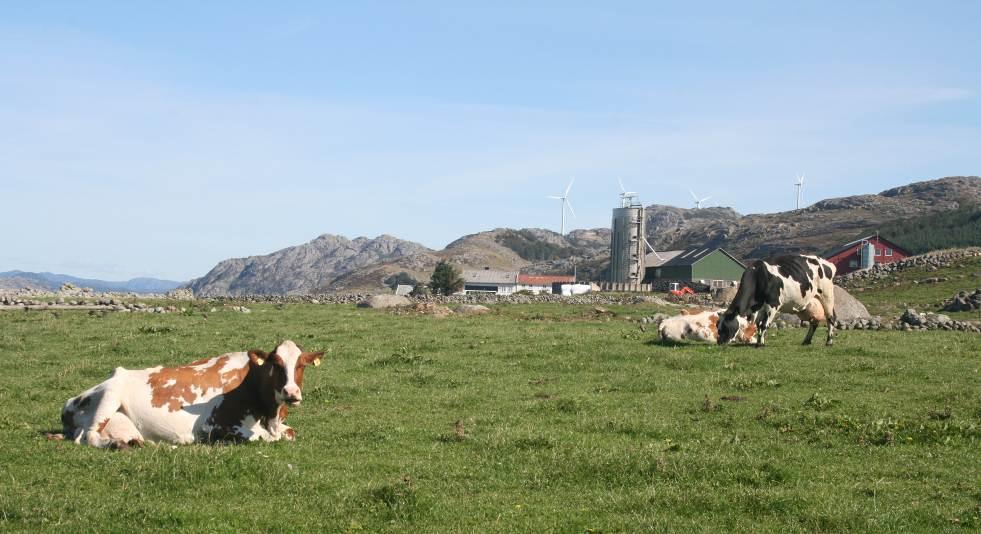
[
  {"xmin": 776, "ymin": 313, "xmax": 802, "ymax": 327},
  {"xmin": 833, "ymin": 285, "xmax": 870, "ymax": 322},
  {"xmin": 454, "ymin": 304, "xmax": 490, "ymax": 315},
  {"xmin": 358, "ymin": 295, "xmax": 411, "ymax": 309},
  {"xmin": 901, "ymin": 308, "xmax": 923, "ymax": 326},
  {"xmin": 713, "ymin": 286, "xmax": 739, "ymax": 305}
]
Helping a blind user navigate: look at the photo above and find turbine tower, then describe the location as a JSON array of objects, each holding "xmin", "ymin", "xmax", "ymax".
[
  {"xmin": 547, "ymin": 179, "xmax": 576, "ymax": 234},
  {"xmin": 795, "ymin": 173, "xmax": 805, "ymax": 210},
  {"xmin": 690, "ymin": 189, "xmax": 711, "ymax": 209}
]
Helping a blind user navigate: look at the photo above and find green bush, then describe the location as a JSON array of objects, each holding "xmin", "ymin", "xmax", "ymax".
[{"xmin": 428, "ymin": 261, "xmax": 463, "ymax": 295}]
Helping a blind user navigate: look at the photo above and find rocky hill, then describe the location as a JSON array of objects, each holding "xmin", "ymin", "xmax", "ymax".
[
  {"xmin": 319, "ymin": 228, "xmax": 610, "ymax": 292},
  {"xmin": 187, "ymin": 176, "xmax": 979, "ymax": 295},
  {"xmin": 187, "ymin": 234, "xmax": 432, "ymax": 296},
  {"xmin": 646, "ymin": 176, "xmax": 979, "ymax": 258}
]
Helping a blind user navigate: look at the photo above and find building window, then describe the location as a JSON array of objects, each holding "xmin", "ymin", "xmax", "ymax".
[
  {"xmin": 885, "ymin": 248, "xmax": 893, "ymax": 256},
  {"xmin": 849, "ymin": 260, "xmax": 858, "ymax": 268},
  {"xmin": 875, "ymin": 248, "xmax": 881, "ymax": 256}
]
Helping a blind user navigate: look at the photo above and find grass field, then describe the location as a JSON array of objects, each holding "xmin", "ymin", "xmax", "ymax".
[{"xmin": 0, "ymin": 302, "xmax": 978, "ymax": 532}]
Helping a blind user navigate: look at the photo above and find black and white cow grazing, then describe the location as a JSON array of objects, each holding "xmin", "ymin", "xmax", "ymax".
[{"xmin": 718, "ymin": 255, "xmax": 837, "ymax": 346}]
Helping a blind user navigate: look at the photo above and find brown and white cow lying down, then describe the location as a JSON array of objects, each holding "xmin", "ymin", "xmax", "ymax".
[
  {"xmin": 659, "ymin": 302, "xmax": 827, "ymax": 344},
  {"xmin": 60, "ymin": 340, "xmax": 324, "ymax": 448},
  {"xmin": 658, "ymin": 309, "xmax": 758, "ymax": 344}
]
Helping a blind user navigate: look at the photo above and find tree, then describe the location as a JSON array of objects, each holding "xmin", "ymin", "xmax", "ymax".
[
  {"xmin": 429, "ymin": 261, "xmax": 464, "ymax": 295},
  {"xmin": 383, "ymin": 271, "xmax": 418, "ymax": 290}
]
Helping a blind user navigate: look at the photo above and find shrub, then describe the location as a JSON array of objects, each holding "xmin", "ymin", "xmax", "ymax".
[{"xmin": 428, "ymin": 261, "xmax": 463, "ymax": 295}]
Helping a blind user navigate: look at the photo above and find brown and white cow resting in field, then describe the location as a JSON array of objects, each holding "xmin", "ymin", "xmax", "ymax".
[
  {"xmin": 658, "ymin": 309, "xmax": 758, "ymax": 344},
  {"xmin": 718, "ymin": 255, "xmax": 837, "ymax": 346},
  {"xmin": 59, "ymin": 340, "xmax": 324, "ymax": 448}
]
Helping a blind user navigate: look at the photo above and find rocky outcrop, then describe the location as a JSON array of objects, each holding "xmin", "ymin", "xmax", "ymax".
[
  {"xmin": 899, "ymin": 308, "xmax": 979, "ymax": 332},
  {"xmin": 941, "ymin": 289, "xmax": 981, "ymax": 312},
  {"xmin": 645, "ymin": 176, "xmax": 980, "ymax": 259},
  {"xmin": 188, "ymin": 234, "xmax": 432, "ymax": 296}
]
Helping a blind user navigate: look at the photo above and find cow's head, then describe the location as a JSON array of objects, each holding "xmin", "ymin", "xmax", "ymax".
[
  {"xmin": 248, "ymin": 340, "xmax": 324, "ymax": 406},
  {"xmin": 717, "ymin": 310, "xmax": 742, "ymax": 345}
]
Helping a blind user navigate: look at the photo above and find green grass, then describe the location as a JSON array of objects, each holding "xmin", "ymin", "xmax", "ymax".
[
  {"xmin": 845, "ymin": 255, "xmax": 981, "ymax": 321},
  {"xmin": 0, "ymin": 303, "xmax": 978, "ymax": 532}
]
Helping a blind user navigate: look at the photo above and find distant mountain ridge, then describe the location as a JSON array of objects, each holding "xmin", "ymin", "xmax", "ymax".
[
  {"xmin": 182, "ymin": 175, "xmax": 981, "ymax": 295},
  {"xmin": 13, "ymin": 176, "xmax": 973, "ymax": 296},
  {"xmin": 0, "ymin": 271, "xmax": 183, "ymax": 294}
]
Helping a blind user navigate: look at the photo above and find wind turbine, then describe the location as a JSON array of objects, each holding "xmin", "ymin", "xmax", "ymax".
[
  {"xmin": 617, "ymin": 178, "xmax": 638, "ymax": 207},
  {"xmin": 546, "ymin": 179, "xmax": 576, "ymax": 234},
  {"xmin": 690, "ymin": 189, "xmax": 711, "ymax": 209},
  {"xmin": 794, "ymin": 173, "xmax": 805, "ymax": 210}
]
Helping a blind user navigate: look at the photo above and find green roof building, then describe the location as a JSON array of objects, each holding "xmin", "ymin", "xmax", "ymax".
[{"xmin": 644, "ymin": 247, "xmax": 746, "ymax": 289}]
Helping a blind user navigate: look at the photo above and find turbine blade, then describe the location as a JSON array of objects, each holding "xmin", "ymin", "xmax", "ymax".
[
  {"xmin": 565, "ymin": 199, "xmax": 577, "ymax": 218},
  {"xmin": 701, "ymin": 196, "xmax": 711, "ymax": 203},
  {"xmin": 565, "ymin": 179, "xmax": 575, "ymax": 198},
  {"xmin": 546, "ymin": 195, "xmax": 563, "ymax": 199},
  {"xmin": 689, "ymin": 189, "xmax": 699, "ymax": 201},
  {"xmin": 618, "ymin": 177, "xmax": 626, "ymax": 193}
]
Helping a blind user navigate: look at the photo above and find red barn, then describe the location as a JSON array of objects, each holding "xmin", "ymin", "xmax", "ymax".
[{"xmin": 824, "ymin": 235, "xmax": 911, "ymax": 276}]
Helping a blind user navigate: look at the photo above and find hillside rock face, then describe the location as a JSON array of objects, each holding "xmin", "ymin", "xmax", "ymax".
[
  {"xmin": 187, "ymin": 234, "xmax": 432, "ymax": 296},
  {"xmin": 322, "ymin": 227, "xmax": 610, "ymax": 292},
  {"xmin": 645, "ymin": 176, "xmax": 980, "ymax": 259}
]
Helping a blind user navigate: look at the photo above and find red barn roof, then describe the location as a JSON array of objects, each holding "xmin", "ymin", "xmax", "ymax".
[
  {"xmin": 824, "ymin": 235, "xmax": 911, "ymax": 276},
  {"xmin": 825, "ymin": 235, "xmax": 911, "ymax": 259}
]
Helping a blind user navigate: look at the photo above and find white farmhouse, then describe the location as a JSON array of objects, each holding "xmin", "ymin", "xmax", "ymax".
[{"xmin": 461, "ymin": 270, "xmax": 519, "ymax": 295}]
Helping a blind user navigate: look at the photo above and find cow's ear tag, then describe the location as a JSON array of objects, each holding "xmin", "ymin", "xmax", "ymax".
[
  {"xmin": 313, "ymin": 358, "xmax": 321, "ymax": 367},
  {"xmin": 256, "ymin": 357, "xmax": 265, "ymax": 366}
]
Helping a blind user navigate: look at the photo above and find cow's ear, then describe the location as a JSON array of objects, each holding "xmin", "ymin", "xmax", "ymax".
[
  {"xmin": 248, "ymin": 350, "xmax": 268, "ymax": 366},
  {"xmin": 302, "ymin": 351, "xmax": 325, "ymax": 367}
]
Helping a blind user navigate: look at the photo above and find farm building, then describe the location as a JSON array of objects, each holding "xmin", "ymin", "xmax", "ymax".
[
  {"xmin": 824, "ymin": 235, "xmax": 911, "ymax": 276},
  {"xmin": 461, "ymin": 270, "xmax": 518, "ymax": 295},
  {"xmin": 516, "ymin": 274, "xmax": 575, "ymax": 294},
  {"xmin": 394, "ymin": 284, "xmax": 414, "ymax": 296},
  {"xmin": 644, "ymin": 250, "xmax": 684, "ymax": 269},
  {"xmin": 644, "ymin": 247, "xmax": 745, "ymax": 289}
]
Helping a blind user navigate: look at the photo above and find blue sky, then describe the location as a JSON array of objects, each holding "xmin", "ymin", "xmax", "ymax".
[{"xmin": 2, "ymin": 2, "xmax": 979, "ymax": 281}]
